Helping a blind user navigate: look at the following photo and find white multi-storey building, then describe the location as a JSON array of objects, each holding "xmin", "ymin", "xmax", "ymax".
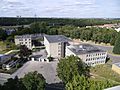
[
  {"xmin": 15, "ymin": 35, "xmax": 32, "ymax": 49},
  {"xmin": 66, "ymin": 44, "xmax": 107, "ymax": 66},
  {"xmin": 44, "ymin": 35, "xmax": 71, "ymax": 58},
  {"xmin": 14, "ymin": 34, "xmax": 44, "ymax": 49}
]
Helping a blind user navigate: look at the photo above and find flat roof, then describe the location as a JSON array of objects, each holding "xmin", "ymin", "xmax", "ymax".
[
  {"xmin": 31, "ymin": 55, "xmax": 42, "ymax": 58},
  {"xmin": 44, "ymin": 35, "xmax": 71, "ymax": 43},
  {"xmin": 104, "ymin": 86, "xmax": 120, "ymax": 90},
  {"xmin": 15, "ymin": 34, "xmax": 44, "ymax": 39},
  {"xmin": 15, "ymin": 34, "xmax": 32, "ymax": 39},
  {"xmin": 67, "ymin": 44, "xmax": 106, "ymax": 55},
  {"xmin": 113, "ymin": 62, "xmax": 120, "ymax": 68},
  {"xmin": 0, "ymin": 54, "xmax": 4, "ymax": 57}
]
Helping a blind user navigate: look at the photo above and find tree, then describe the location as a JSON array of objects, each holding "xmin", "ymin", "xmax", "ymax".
[
  {"xmin": 66, "ymin": 74, "xmax": 89, "ymax": 90},
  {"xmin": 18, "ymin": 45, "xmax": 32, "ymax": 60},
  {"xmin": 113, "ymin": 32, "xmax": 120, "ymax": 54},
  {"xmin": 0, "ymin": 28, "xmax": 8, "ymax": 40},
  {"xmin": 22, "ymin": 71, "xmax": 46, "ymax": 90},
  {"xmin": 47, "ymin": 55, "xmax": 54, "ymax": 62},
  {"xmin": 57, "ymin": 55, "xmax": 89, "ymax": 84},
  {"xmin": 66, "ymin": 74, "xmax": 117, "ymax": 90},
  {"xmin": 3, "ymin": 76, "xmax": 26, "ymax": 90}
]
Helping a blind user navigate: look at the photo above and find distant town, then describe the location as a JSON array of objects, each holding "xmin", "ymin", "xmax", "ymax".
[{"xmin": 0, "ymin": 18, "xmax": 120, "ymax": 90}]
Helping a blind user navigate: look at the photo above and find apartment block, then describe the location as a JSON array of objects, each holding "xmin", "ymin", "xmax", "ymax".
[
  {"xmin": 14, "ymin": 34, "xmax": 44, "ymax": 49},
  {"xmin": 44, "ymin": 35, "xmax": 71, "ymax": 58},
  {"xmin": 15, "ymin": 35, "xmax": 32, "ymax": 49},
  {"xmin": 66, "ymin": 44, "xmax": 107, "ymax": 66}
]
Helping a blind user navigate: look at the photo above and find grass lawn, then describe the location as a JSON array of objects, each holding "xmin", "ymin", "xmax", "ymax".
[
  {"xmin": 0, "ymin": 41, "xmax": 17, "ymax": 54},
  {"xmin": 90, "ymin": 64, "xmax": 120, "ymax": 83},
  {"xmin": 0, "ymin": 41, "xmax": 7, "ymax": 54}
]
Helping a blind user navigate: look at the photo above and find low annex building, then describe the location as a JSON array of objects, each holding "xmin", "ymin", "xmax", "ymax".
[
  {"xmin": 0, "ymin": 54, "xmax": 12, "ymax": 65},
  {"xmin": 66, "ymin": 44, "xmax": 107, "ymax": 66},
  {"xmin": 112, "ymin": 62, "xmax": 120, "ymax": 75}
]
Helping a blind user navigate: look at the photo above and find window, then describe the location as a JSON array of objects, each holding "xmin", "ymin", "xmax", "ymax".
[
  {"xmin": 19, "ymin": 39, "xmax": 23, "ymax": 41},
  {"xmin": 58, "ymin": 43, "xmax": 61, "ymax": 45},
  {"xmin": 58, "ymin": 53, "xmax": 61, "ymax": 56},
  {"xmin": 86, "ymin": 54, "xmax": 89, "ymax": 57},
  {"xmin": 58, "ymin": 50, "xmax": 61, "ymax": 52}
]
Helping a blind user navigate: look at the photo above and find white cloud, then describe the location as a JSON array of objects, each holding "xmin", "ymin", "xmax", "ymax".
[{"xmin": 0, "ymin": 0, "xmax": 119, "ymax": 18}]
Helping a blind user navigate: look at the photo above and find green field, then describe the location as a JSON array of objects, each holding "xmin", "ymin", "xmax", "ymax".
[
  {"xmin": 0, "ymin": 41, "xmax": 17, "ymax": 54},
  {"xmin": 90, "ymin": 64, "xmax": 120, "ymax": 83},
  {"xmin": 0, "ymin": 41, "xmax": 8, "ymax": 54}
]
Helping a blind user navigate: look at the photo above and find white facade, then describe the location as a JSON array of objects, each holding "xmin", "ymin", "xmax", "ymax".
[
  {"xmin": 31, "ymin": 57, "xmax": 49, "ymax": 62},
  {"xmin": 44, "ymin": 35, "xmax": 67, "ymax": 58},
  {"xmin": 66, "ymin": 45, "xmax": 107, "ymax": 66},
  {"xmin": 15, "ymin": 35, "xmax": 32, "ymax": 49}
]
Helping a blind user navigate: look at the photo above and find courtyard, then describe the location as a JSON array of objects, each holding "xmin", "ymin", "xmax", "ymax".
[{"xmin": 0, "ymin": 60, "xmax": 61, "ymax": 84}]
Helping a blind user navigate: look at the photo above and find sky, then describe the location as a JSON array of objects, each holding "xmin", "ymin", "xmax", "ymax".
[{"xmin": 0, "ymin": 0, "xmax": 120, "ymax": 18}]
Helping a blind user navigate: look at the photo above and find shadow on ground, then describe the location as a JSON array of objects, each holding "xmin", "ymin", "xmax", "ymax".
[{"xmin": 46, "ymin": 82, "xmax": 65, "ymax": 90}]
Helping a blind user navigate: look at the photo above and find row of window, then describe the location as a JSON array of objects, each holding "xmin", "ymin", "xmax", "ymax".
[
  {"xmin": 86, "ymin": 53, "xmax": 106, "ymax": 57},
  {"xmin": 19, "ymin": 38, "xmax": 31, "ymax": 41},
  {"xmin": 20, "ymin": 42, "xmax": 31, "ymax": 45},
  {"xmin": 87, "ymin": 61, "xmax": 105, "ymax": 66},
  {"xmin": 86, "ymin": 57, "xmax": 106, "ymax": 61}
]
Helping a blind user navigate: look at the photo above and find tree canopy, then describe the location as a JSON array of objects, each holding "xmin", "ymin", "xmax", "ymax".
[
  {"xmin": 57, "ymin": 55, "xmax": 89, "ymax": 84},
  {"xmin": 1, "ymin": 71, "xmax": 46, "ymax": 90},
  {"xmin": 22, "ymin": 71, "xmax": 46, "ymax": 90},
  {"xmin": 18, "ymin": 45, "xmax": 32, "ymax": 59},
  {"xmin": 66, "ymin": 74, "xmax": 118, "ymax": 90},
  {"xmin": 113, "ymin": 32, "xmax": 120, "ymax": 54},
  {"xmin": 2, "ymin": 76, "xmax": 26, "ymax": 90}
]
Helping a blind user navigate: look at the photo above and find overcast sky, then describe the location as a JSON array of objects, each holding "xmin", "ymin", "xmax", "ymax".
[{"xmin": 0, "ymin": 0, "xmax": 120, "ymax": 18}]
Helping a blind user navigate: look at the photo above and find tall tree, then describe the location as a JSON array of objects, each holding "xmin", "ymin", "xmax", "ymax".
[
  {"xmin": 113, "ymin": 32, "xmax": 120, "ymax": 54},
  {"xmin": 3, "ymin": 76, "xmax": 26, "ymax": 90},
  {"xmin": 18, "ymin": 45, "xmax": 32, "ymax": 60},
  {"xmin": 0, "ymin": 28, "xmax": 8, "ymax": 40},
  {"xmin": 66, "ymin": 75, "xmax": 88, "ymax": 90},
  {"xmin": 22, "ymin": 71, "xmax": 46, "ymax": 90},
  {"xmin": 57, "ymin": 55, "xmax": 89, "ymax": 84}
]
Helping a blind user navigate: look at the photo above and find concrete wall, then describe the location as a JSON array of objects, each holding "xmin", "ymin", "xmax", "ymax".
[
  {"xmin": 112, "ymin": 64, "xmax": 120, "ymax": 75},
  {"xmin": 44, "ymin": 36, "xmax": 50, "ymax": 56}
]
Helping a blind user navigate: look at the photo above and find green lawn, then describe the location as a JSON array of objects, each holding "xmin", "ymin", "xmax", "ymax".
[
  {"xmin": 90, "ymin": 64, "xmax": 120, "ymax": 83},
  {"xmin": 0, "ymin": 41, "xmax": 17, "ymax": 54},
  {"xmin": 0, "ymin": 41, "xmax": 8, "ymax": 54}
]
